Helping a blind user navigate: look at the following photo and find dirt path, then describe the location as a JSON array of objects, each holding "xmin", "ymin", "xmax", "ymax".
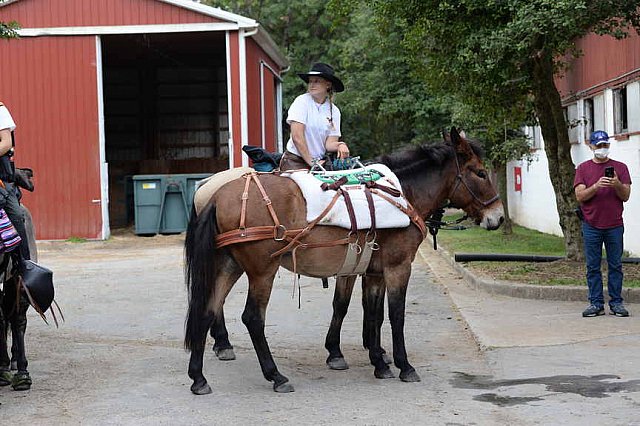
[{"xmin": 0, "ymin": 235, "xmax": 518, "ymax": 425}]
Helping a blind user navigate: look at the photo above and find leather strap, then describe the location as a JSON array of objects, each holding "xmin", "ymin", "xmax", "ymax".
[
  {"xmin": 364, "ymin": 187, "xmax": 376, "ymax": 232},
  {"xmin": 320, "ymin": 175, "xmax": 348, "ymax": 191},
  {"xmin": 216, "ymin": 226, "xmax": 303, "ymax": 248},
  {"xmin": 339, "ymin": 188, "xmax": 358, "ymax": 233},
  {"xmin": 239, "ymin": 174, "xmax": 252, "ymax": 230},
  {"xmin": 368, "ymin": 188, "xmax": 427, "ymax": 238},
  {"xmin": 365, "ymin": 180, "xmax": 401, "ymax": 197},
  {"xmin": 270, "ymin": 190, "xmax": 343, "ymax": 257},
  {"xmin": 250, "ymin": 172, "xmax": 281, "ymax": 227}
]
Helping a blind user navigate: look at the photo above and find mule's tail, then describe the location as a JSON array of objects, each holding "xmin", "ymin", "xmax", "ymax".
[{"xmin": 184, "ymin": 202, "xmax": 218, "ymax": 352}]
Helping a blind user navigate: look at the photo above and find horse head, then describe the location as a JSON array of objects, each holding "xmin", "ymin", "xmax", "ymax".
[{"xmin": 446, "ymin": 127, "xmax": 504, "ymax": 230}]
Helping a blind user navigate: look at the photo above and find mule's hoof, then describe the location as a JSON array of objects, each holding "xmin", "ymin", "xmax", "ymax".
[
  {"xmin": 191, "ymin": 381, "xmax": 212, "ymax": 395},
  {"xmin": 374, "ymin": 367, "xmax": 395, "ymax": 379},
  {"xmin": 214, "ymin": 347, "xmax": 236, "ymax": 361},
  {"xmin": 381, "ymin": 352, "xmax": 393, "ymax": 365},
  {"xmin": 0, "ymin": 370, "xmax": 12, "ymax": 386},
  {"xmin": 326, "ymin": 357, "xmax": 349, "ymax": 370},
  {"xmin": 11, "ymin": 372, "xmax": 32, "ymax": 391},
  {"xmin": 273, "ymin": 382, "xmax": 295, "ymax": 393},
  {"xmin": 399, "ymin": 369, "xmax": 421, "ymax": 382}
]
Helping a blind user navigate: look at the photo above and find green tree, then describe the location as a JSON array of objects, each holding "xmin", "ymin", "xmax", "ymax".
[
  {"xmin": 0, "ymin": 20, "xmax": 19, "ymax": 39},
  {"xmin": 205, "ymin": 0, "xmax": 451, "ymax": 156},
  {"xmin": 360, "ymin": 0, "xmax": 640, "ymax": 260}
]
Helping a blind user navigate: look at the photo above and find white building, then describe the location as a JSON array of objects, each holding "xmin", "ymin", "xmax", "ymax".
[{"xmin": 507, "ymin": 30, "xmax": 640, "ymax": 256}]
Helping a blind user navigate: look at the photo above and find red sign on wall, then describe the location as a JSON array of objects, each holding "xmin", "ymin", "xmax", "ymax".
[{"xmin": 514, "ymin": 167, "xmax": 522, "ymax": 192}]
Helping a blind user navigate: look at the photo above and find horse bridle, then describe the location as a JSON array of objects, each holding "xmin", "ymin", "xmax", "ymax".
[{"xmin": 448, "ymin": 152, "xmax": 500, "ymax": 208}]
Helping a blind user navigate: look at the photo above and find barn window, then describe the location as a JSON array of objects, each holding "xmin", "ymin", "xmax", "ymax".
[
  {"xmin": 583, "ymin": 98, "xmax": 594, "ymax": 141},
  {"xmin": 566, "ymin": 103, "xmax": 579, "ymax": 144},
  {"xmin": 613, "ymin": 87, "xmax": 628, "ymax": 134}
]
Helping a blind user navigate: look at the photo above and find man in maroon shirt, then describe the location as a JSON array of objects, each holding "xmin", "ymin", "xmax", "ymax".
[{"xmin": 574, "ymin": 130, "xmax": 632, "ymax": 317}]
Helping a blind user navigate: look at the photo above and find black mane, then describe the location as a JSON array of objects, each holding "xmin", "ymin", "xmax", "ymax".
[{"xmin": 374, "ymin": 140, "xmax": 484, "ymax": 179}]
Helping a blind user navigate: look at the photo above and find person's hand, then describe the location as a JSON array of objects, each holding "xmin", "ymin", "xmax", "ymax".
[
  {"xmin": 596, "ymin": 176, "xmax": 613, "ymax": 188},
  {"xmin": 609, "ymin": 172, "xmax": 622, "ymax": 188},
  {"xmin": 336, "ymin": 141, "xmax": 350, "ymax": 159}
]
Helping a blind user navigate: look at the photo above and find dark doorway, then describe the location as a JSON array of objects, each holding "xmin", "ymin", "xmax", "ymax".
[{"xmin": 101, "ymin": 32, "xmax": 229, "ymax": 228}]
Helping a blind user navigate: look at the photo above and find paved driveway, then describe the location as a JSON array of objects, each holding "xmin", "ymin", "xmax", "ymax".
[{"xmin": 0, "ymin": 234, "xmax": 520, "ymax": 425}]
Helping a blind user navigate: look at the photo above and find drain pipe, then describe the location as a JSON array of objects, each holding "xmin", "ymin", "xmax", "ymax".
[{"xmin": 454, "ymin": 253, "xmax": 640, "ymax": 264}]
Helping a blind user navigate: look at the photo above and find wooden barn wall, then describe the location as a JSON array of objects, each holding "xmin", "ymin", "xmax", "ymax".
[
  {"xmin": 557, "ymin": 30, "xmax": 640, "ymax": 98},
  {"xmin": 0, "ymin": 36, "xmax": 102, "ymax": 239},
  {"xmin": 0, "ymin": 0, "xmax": 221, "ymax": 28},
  {"xmin": 246, "ymin": 38, "xmax": 279, "ymax": 153}
]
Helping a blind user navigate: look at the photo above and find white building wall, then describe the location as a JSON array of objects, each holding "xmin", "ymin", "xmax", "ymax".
[{"xmin": 508, "ymin": 83, "xmax": 640, "ymax": 256}]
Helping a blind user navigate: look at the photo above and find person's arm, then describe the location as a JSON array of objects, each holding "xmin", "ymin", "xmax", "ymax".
[
  {"xmin": 0, "ymin": 129, "xmax": 12, "ymax": 157},
  {"xmin": 325, "ymin": 137, "xmax": 349, "ymax": 159},
  {"xmin": 289, "ymin": 121, "xmax": 314, "ymax": 166},
  {"xmin": 575, "ymin": 178, "xmax": 605, "ymax": 203},
  {"xmin": 611, "ymin": 172, "xmax": 631, "ymax": 202}
]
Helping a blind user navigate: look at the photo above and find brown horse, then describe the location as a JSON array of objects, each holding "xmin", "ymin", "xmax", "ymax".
[{"xmin": 185, "ymin": 128, "xmax": 503, "ymax": 394}]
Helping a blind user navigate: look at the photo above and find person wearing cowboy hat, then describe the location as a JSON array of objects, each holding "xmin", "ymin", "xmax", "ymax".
[{"xmin": 279, "ymin": 63, "xmax": 350, "ymax": 170}]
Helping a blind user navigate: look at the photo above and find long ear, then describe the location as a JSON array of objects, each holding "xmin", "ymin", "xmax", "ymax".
[
  {"xmin": 451, "ymin": 126, "xmax": 473, "ymax": 156},
  {"xmin": 442, "ymin": 128, "xmax": 451, "ymax": 143}
]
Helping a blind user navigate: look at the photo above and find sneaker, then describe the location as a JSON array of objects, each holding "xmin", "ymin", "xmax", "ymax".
[
  {"xmin": 609, "ymin": 304, "xmax": 630, "ymax": 317},
  {"xmin": 582, "ymin": 305, "xmax": 605, "ymax": 317}
]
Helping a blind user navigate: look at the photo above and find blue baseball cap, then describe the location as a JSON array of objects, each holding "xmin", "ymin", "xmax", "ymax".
[{"xmin": 589, "ymin": 130, "xmax": 610, "ymax": 145}]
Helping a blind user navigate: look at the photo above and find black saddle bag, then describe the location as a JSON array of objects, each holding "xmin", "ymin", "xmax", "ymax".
[{"xmin": 19, "ymin": 259, "xmax": 62, "ymax": 326}]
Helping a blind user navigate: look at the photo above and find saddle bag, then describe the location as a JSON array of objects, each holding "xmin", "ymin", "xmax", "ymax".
[{"xmin": 19, "ymin": 259, "xmax": 63, "ymax": 326}]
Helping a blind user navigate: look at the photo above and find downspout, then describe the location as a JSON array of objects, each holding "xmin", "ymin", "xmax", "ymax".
[{"xmin": 260, "ymin": 60, "xmax": 284, "ymax": 150}]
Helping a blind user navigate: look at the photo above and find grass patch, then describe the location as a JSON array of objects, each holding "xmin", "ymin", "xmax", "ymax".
[
  {"xmin": 65, "ymin": 236, "xmax": 88, "ymax": 243},
  {"xmin": 436, "ymin": 214, "xmax": 640, "ymax": 287},
  {"xmin": 436, "ymin": 214, "xmax": 565, "ymax": 255}
]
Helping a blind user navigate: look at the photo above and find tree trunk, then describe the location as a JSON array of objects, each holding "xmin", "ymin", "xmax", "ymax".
[
  {"xmin": 493, "ymin": 160, "xmax": 513, "ymax": 234},
  {"xmin": 531, "ymin": 53, "xmax": 584, "ymax": 261}
]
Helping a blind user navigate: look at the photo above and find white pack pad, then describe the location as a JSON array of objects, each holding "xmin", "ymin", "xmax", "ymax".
[{"xmin": 286, "ymin": 164, "xmax": 410, "ymax": 230}]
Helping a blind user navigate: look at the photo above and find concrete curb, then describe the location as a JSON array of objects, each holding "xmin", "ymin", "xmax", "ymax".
[{"xmin": 428, "ymin": 243, "xmax": 640, "ymax": 303}]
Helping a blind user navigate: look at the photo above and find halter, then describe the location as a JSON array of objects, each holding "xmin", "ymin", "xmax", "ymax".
[{"xmin": 448, "ymin": 152, "xmax": 500, "ymax": 208}]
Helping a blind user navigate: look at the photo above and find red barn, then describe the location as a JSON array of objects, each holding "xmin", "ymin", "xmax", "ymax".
[{"xmin": 0, "ymin": 0, "xmax": 288, "ymax": 239}]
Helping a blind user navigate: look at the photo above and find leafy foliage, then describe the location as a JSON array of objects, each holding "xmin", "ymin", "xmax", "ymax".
[
  {"xmin": 204, "ymin": 0, "xmax": 451, "ymax": 158},
  {"xmin": 0, "ymin": 20, "xmax": 19, "ymax": 39},
  {"xmin": 354, "ymin": 0, "xmax": 640, "ymax": 258}
]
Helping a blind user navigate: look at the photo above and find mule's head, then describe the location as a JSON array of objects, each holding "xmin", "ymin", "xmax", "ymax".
[{"xmin": 447, "ymin": 127, "xmax": 504, "ymax": 230}]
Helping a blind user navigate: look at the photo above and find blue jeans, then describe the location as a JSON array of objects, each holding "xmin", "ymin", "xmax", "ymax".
[{"xmin": 582, "ymin": 222, "xmax": 624, "ymax": 308}]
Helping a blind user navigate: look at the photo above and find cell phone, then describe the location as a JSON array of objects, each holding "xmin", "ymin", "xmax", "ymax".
[{"xmin": 604, "ymin": 166, "xmax": 615, "ymax": 178}]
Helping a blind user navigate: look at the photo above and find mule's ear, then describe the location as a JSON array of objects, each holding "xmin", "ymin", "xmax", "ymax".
[
  {"xmin": 451, "ymin": 126, "xmax": 472, "ymax": 155},
  {"xmin": 442, "ymin": 128, "xmax": 451, "ymax": 143},
  {"xmin": 450, "ymin": 127, "xmax": 460, "ymax": 142}
]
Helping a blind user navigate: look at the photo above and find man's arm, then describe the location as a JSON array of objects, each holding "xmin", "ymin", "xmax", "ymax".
[
  {"xmin": 575, "ymin": 181, "xmax": 601, "ymax": 203},
  {"xmin": 612, "ymin": 172, "xmax": 631, "ymax": 202}
]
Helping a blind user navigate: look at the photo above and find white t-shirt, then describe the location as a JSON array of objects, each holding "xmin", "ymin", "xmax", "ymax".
[
  {"xmin": 0, "ymin": 105, "xmax": 16, "ymax": 132},
  {"xmin": 285, "ymin": 93, "xmax": 341, "ymax": 159}
]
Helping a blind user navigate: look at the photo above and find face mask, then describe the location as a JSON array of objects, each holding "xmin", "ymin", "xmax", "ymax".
[{"xmin": 594, "ymin": 147, "xmax": 609, "ymax": 159}]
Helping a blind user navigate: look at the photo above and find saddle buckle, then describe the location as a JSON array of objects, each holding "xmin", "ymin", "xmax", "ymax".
[{"xmin": 274, "ymin": 225, "xmax": 287, "ymax": 241}]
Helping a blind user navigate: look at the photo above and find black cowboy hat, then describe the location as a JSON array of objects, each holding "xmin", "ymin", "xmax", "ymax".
[{"xmin": 297, "ymin": 62, "xmax": 344, "ymax": 93}]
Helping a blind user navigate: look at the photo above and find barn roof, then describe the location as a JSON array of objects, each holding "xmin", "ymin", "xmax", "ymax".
[{"xmin": 0, "ymin": 0, "xmax": 288, "ymax": 68}]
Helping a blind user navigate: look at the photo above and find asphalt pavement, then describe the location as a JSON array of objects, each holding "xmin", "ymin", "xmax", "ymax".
[{"xmin": 0, "ymin": 234, "xmax": 639, "ymax": 425}]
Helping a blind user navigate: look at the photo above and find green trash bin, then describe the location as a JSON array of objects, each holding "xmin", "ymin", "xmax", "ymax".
[
  {"xmin": 132, "ymin": 175, "xmax": 166, "ymax": 235},
  {"xmin": 184, "ymin": 173, "xmax": 212, "ymax": 213},
  {"xmin": 132, "ymin": 173, "xmax": 212, "ymax": 235},
  {"xmin": 160, "ymin": 176, "xmax": 190, "ymax": 234}
]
